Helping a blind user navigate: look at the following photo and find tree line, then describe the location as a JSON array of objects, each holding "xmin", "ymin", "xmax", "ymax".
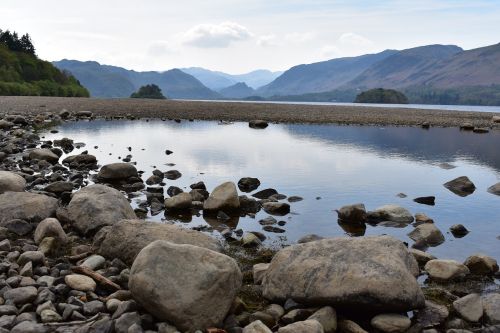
[{"xmin": 0, "ymin": 29, "xmax": 35, "ymax": 55}]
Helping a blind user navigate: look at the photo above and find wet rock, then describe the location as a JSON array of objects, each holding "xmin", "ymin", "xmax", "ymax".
[
  {"xmin": 493, "ymin": 116, "xmax": 500, "ymax": 123},
  {"xmin": 29, "ymin": 148, "xmax": 59, "ymax": 164},
  {"xmin": 129, "ymin": 240, "xmax": 242, "ymax": 332},
  {"xmin": 252, "ymin": 188, "xmax": 278, "ymax": 199},
  {"xmin": 249, "ymin": 120, "xmax": 269, "ymax": 129},
  {"xmin": 464, "ymin": 254, "xmax": 499, "ymax": 275},
  {"xmin": 338, "ymin": 319, "xmax": 368, "ymax": 333},
  {"xmin": 0, "ymin": 171, "xmax": 26, "ymax": 194},
  {"xmin": 438, "ymin": 162, "xmax": 457, "ymax": 170},
  {"xmin": 297, "ymin": 234, "xmax": 324, "ymax": 243},
  {"xmin": 278, "ymin": 319, "xmax": 324, "ymax": 333},
  {"xmin": 97, "ymin": 163, "xmax": 138, "ymax": 181},
  {"xmin": 44, "ymin": 181, "xmax": 74, "ymax": 194},
  {"xmin": 0, "ymin": 192, "xmax": 58, "ymax": 223},
  {"xmin": 450, "ymin": 224, "xmax": 469, "ymax": 237},
  {"xmin": 482, "ymin": 293, "xmax": 500, "ymax": 324},
  {"xmin": 460, "ymin": 123, "xmax": 474, "ymax": 130},
  {"xmin": 65, "ymin": 274, "xmax": 96, "ymax": 291},
  {"xmin": 241, "ymin": 233, "xmax": 262, "ymax": 247},
  {"xmin": 453, "ymin": 293, "xmax": 483, "ymax": 322},
  {"xmin": 408, "ymin": 224, "xmax": 445, "ymax": 246},
  {"xmin": 414, "ymin": 300, "xmax": 449, "ymax": 328},
  {"xmin": 167, "ymin": 186, "xmax": 183, "ymax": 197},
  {"xmin": 487, "ymin": 182, "xmax": 500, "ymax": 196},
  {"xmin": 68, "ymin": 184, "xmax": 136, "ymax": 234},
  {"xmin": 414, "ymin": 213, "xmax": 434, "ymax": 224},
  {"xmin": 308, "ymin": 306, "xmax": 337, "ymax": 333},
  {"xmin": 239, "ymin": 195, "xmax": 260, "ymax": 214},
  {"xmin": 95, "ymin": 219, "xmax": 221, "ymax": 265},
  {"xmin": 287, "ymin": 196, "xmax": 303, "ymax": 202},
  {"xmin": 370, "ymin": 314, "xmax": 411, "ymax": 333},
  {"xmin": 62, "ymin": 153, "xmax": 97, "ymax": 166},
  {"xmin": 336, "ymin": 203, "xmax": 367, "ymax": 223},
  {"xmin": 203, "ymin": 182, "xmax": 240, "ymax": 213},
  {"xmin": 424, "ymin": 260, "xmax": 470, "ymax": 281},
  {"xmin": 164, "ymin": 170, "xmax": 182, "ymax": 180},
  {"xmin": 262, "ymin": 202, "xmax": 290, "ymax": 216},
  {"xmin": 238, "ymin": 177, "xmax": 261, "ymax": 192},
  {"xmin": 409, "ymin": 249, "xmax": 436, "ymax": 266},
  {"xmin": 164, "ymin": 192, "xmax": 192, "ymax": 211},
  {"xmin": 75, "ymin": 110, "xmax": 93, "ymax": 118},
  {"xmin": 243, "ymin": 320, "xmax": 272, "ymax": 333},
  {"xmin": 367, "ymin": 205, "xmax": 414, "ymax": 223},
  {"xmin": 34, "ymin": 218, "xmax": 67, "ymax": 244},
  {"xmin": 444, "ymin": 176, "xmax": 476, "ymax": 197},
  {"xmin": 413, "ymin": 196, "xmax": 436, "ymax": 206},
  {"xmin": 473, "ymin": 127, "xmax": 489, "ymax": 133},
  {"xmin": 262, "ymin": 236, "xmax": 424, "ymax": 312}
]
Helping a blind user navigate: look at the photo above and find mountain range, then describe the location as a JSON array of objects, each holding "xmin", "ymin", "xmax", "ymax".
[{"xmin": 53, "ymin": 42, "xmax": 500, "ymax": 105}]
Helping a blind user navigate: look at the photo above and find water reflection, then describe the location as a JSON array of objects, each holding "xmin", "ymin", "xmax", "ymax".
[{"xmin": 44, "ymin": 119, "xmax": 500, "ymax": 261}]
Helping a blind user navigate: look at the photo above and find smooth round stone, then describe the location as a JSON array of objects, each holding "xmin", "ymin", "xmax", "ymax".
[
  {"xmin": 81, "ymin": 255, "xmax": 106, "ymax": 270},
  {"xmin": 371, "ymin": 313, "xmax": 411, "ymax": 333},
  {"xmin": 64, "ymin": 274, "xmax": 96, "ymax": 291}
]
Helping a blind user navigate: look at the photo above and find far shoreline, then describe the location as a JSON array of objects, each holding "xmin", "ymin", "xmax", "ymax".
[{"xmin": 0, "ymin": 96, "xmax": 499, "ymax": 128}]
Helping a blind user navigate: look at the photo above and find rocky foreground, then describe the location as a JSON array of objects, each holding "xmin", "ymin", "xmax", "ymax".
[{"xmin": 0, "ymin": 110, "xmax": 499, "ymax": 333}]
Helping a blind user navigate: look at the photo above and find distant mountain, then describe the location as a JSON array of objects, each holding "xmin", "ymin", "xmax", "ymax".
[
  {"xmin": 218, "ymin": 82, "xmax": 255, "ymax": 99},
  {"xmin": 181, "ymin": 67, "xmax": 282, "ymax": 90},
  {"xmin": 256, "ymin": 50, "xmax": 398, "ymax": 97},
  {"xmin": 344, "ymin": 45, "xmax": 463, "ymax": 89},
  {"xmin": 53, "ymin": 60, "xmax": 220, "ymax": 99}
]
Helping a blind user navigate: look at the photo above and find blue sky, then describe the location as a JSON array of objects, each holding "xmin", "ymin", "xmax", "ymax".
[{"xmin": 1, "ymin": 0, "xmax": 499, "ymax": 73}]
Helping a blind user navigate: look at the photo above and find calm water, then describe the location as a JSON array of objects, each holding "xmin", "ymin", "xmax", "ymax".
[
  {"xmin": 185, "ymin": 99, "xmax": 500, "ymax": 113},
  {"xmin": 44, "ymin": 120, "xmax": 500, "ymax": 261}
]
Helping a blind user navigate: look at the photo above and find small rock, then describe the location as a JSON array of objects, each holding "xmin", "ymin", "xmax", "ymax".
[
  {"xmin": 336, "ymin": 203, "xmax": 367, "ymax": 223},
  {"xmin": 450, "ymin": 224, "xmax": 469, "ymax": 237},
  {"xmin": 34, "ymin": 218, "xmax": 67, "ymax": 245},
  {"xmin": 40, "ymin": 309, "xmax": 62, "ymax": 323},
  {"xmin": 487, "ymin": 182, "xmax": 500, "ymax": 196},
  {"xmin": 308, "ymin": 306, "xmax": 337, "ymax": 333},
  {"xmin": 0, "ymin": 171, "xmax": 26, "ymax": 194},
  {"xmin": 338, "ymin": 319, "xmax": 368, "ymax": 333},
  {"xmin": 443, "ymin": 176, "xmax": 476, "ymax": 197},
  {"xmin": 249, "ymin": 120, "xmax": 269, "ymax": 129},
  {"xmin": 203, "ymin": 182, "xmax": 240, "ymax": 213},
  {"xmin": 413, "ymin": 196, "xmax": 435, "ymax": 206},
  {"xmin": 278, "ymin": 319, "xmax": 324, "ymax": 333},
  {"xmin": 81, "ymin": 255, "xmax": 106, "ymax": 270},
  {"xmin": 464, "ymin": 253, "xmax": 499, "ymax": 275},
  {"xmin": 64, "ymin": 274, "xmax": 96, "ymax": 291},
  {"xmin": 238, "ymin": 177, "xmax": 261, "ymax": 192},
  {"xmin": 3, "ymin": 286, "xmax": 38, "ymax": 305},
  {"xmin": 262, "ymin": 202, "xmax": 290, "ymax": 216},
  {"xmin": 408, "ymin": 224, "xmax": 445, "ymax": 246},
  {"xmin": 453, "ymin": 293, "xmax": 483, "ymax": 322},
  {"xmin": 243, "ymin": 320, "xmax": 272, "ymax": 333},
  {"xmin": 371, "ymin": 314, "xmax": 411, "ymax": 333},
  {"xmin": 367, "ymin": 204, "xmax": 414, "ymax": 223},
  {"xmin": 425, "ymin": 260, "xmax": 469, "ymax": 281}
]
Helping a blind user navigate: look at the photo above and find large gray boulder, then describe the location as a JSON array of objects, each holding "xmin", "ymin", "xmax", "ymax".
[
  {"xmin": 444, "ymin": 176, "xmax": 476, "ymax": 197},
  {"xmin": 129, "ymin": 240, "xmax": 242, "ymax": 332},
  {"xmin": 67, "ymin": 184, "xmax": 136, "ymax": 235},
  {"xmin": 203, "ymin": 181, "xmax": 240, "ymax": 213},
  {"xmin": 94, "ymin": 219, "xmax": 221, "ymax": 264},
  {"xmin": 29, "ymin": 149, "xmax": 59, "ymax": 164},
  {"xmin": 97, "ymin": 163, "xmax": 138, "ymax": 181},
  {"xmin": 262, "ymin": 236, "xmax": 424, "ymax": 312},
  {"xmin": 0, "ymin": 192, "xmax": 58, "ymax": 223},
  {"xmin": 0, "ymin": 171, "xmax": 26, "ymax": 194}
]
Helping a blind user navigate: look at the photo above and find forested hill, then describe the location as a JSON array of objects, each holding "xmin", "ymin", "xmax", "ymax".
[{"xmin": 0, "ymin": 29, "xmax": 89, "ymax": 97}]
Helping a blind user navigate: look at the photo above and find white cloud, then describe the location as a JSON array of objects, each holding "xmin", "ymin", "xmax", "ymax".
[
  {"xmin": 284, "ymin": 32, "xmax": 315, "ymax": 43},
  {"xmin": 257, "ymin": 34, "xmax": 277, "ymax": 47},
  {"xmin": 147, "ymin": 41, "xmax": 176, "ymax": 56},
  {"xmin": 338, "ymin": 32, "xmax": 373, "ymax": 47},
  {"xmin": 320, "ymin": 44, "xmax": 340, "ymax": 58},
  {"xmin": 182, "ymin": 21, "xmax": 253, "ymax": 48}
]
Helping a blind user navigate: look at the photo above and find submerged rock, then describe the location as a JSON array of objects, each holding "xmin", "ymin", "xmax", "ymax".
[
  {"xmin": 487, "ymin": 182, "xmax": 500, "ymax": 196},
  {"xmin": 252, "ymin": 188, "xmax": 278, "ymax": 199},
  {"xmin": 262, "ymin": 202, "xmax": 290, "ymax": 216},
  {"xmin": 68, "ymin": 184, "xmax": 136, "ymax": 234},
  {"xmin": 238, "ymin": 177, "xmax": 261, "ymax": 192},
  {"xmin": 94, "ymin": 219, "xmax": 221, "ymax": 264},
  {"xmin": 367, "ymin": 204, "xmax": 414, "ymax": 223},
  {"xmin": 129, "ymin": 240, "xmax": 242, "ymax": 332},
  {"xmin": 444, "ymin": 176, "xmax": 476, "ymax": 197},
  {"xmin": 336, "ymin": 203, "xmax": 367, "ymax": 223},
  {"xmin": 0, "ymin": 192, "xmax": 58, "ymax": 223},
  {"xmin": 262, "ymin": 235, "xmax": 424, "ymax": 312},
  {"xmin": 0, "ymin": 171, "xmax": 26, "ymax": 194},
  {"xmin": 249, "ymin": 120, "xmax": 269, "ymax": 129},
  {"xmin": 97, "ymin": 163, "xmax": 138, "ymax": 181}
]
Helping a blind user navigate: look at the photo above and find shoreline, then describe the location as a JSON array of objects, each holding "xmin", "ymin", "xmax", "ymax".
[{"xmin": 1, "ymin": 96, "xmax": 499, "ymax": 127}]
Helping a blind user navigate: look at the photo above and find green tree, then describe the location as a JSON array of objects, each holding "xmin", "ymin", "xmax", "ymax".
[
  {"xmin": 130, "ymin": 84, "xmax": 166, "ymax": 99},
  {"xmin": 355, "ymin": 88, "xmax": 409, "ymax": 104}
]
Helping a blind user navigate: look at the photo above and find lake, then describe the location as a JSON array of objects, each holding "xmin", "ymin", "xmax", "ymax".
[{"xmin": 43, "ymin": 119, "xmax": 500, "ymax": 261}]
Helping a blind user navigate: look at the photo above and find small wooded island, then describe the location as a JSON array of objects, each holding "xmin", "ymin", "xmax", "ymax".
[
  {"xmin": 355, "ymin": 88, "xmax": 409, "ymax": 104},
  {"xmin": 130, "ymin": 84, "xmax": 166, "ymax": 99}
]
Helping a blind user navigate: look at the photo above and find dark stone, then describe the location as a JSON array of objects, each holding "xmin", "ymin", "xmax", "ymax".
[
  {"xmin": 238, "ymin": 177, "xmax": 261, "ymax": 192},
  {"xmin": 252, "ymin": 188, "xmax": 278, "ymax": 199},
  {"xmin": 413, "ymin": 196, "xmax": 436, "ymax": 206}
]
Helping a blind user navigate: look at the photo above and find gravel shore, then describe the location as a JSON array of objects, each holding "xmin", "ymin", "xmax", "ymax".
[{"xmin": 1, "ymin": 96, "xmax": 499, "ymax": 127}]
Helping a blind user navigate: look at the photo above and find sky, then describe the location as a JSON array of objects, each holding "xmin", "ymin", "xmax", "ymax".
[{"xmin": 1, "ymin": 0, "xmax": 500, "ymax": 74}]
